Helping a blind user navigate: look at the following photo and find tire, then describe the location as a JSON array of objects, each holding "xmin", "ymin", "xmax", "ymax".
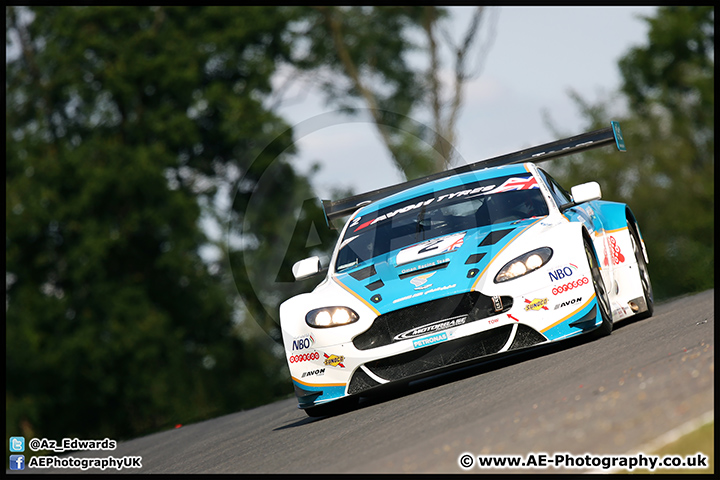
[
  {"xmin": 628, "ymin": 221, "xmax": 654, "ymax": 320},
  {"xmin": 585, "ymin": 235, "xmax": 613, "ymax": 338}
]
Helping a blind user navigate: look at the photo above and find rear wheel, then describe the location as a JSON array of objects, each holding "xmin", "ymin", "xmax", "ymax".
[
  {"xmin": 629, "ymin": 222, "xmax": 654, "ymax": 319},
  {"xmin": 585, "ymin": 236, "xmax": 613, "ymax": 338}
]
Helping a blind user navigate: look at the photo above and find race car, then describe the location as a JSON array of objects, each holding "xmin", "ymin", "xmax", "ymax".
[{"xmin": 280, "ymin": 122, "xmax": 653, "ymax": 417}]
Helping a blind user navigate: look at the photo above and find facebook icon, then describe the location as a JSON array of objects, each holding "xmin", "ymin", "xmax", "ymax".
[{"xmin": 10, "ymin": 455, "xmax": 25, "ymax": 470}]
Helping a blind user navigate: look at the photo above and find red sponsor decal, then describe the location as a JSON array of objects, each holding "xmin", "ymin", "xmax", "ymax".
[
  {"xmin": 487, "ymin": 176, "xmax": 539, "ymax": 194},
  {"xmin": 289, "ymin": 352, "xmax": 320, "ymax": 363},
  {"xmin": 445, "ymin": 236, "xmax": 465, "ymax": 251},
  {"xmin": 603, "ymin": 235, "xmax": 625, "ymax": 266},
  {"xmin": 552, "ymin": 277, "xmax": 589, "ymax": 295},
  {"xmin": 354, "ymin": 218, "xmax": 375, "ymax": 232}
]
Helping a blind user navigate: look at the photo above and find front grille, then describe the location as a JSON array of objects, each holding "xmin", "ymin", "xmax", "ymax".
[
  {"xmin": 352, "ymin": 325, "xmax": 514, "ymax": 386},
  {"xmin": 353, "ymin": 292, "xmax": 513, "ymax": 350}
]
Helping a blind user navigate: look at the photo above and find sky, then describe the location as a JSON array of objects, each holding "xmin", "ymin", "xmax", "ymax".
[{"xmin": 273, "ymin": 6, "xmax": 658, "ymax": 199}]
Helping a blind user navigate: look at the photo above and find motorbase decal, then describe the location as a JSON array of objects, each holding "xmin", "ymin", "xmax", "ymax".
[{"xmin": 393, "ymin": 315, "xmax": 467, "ymax": 341}]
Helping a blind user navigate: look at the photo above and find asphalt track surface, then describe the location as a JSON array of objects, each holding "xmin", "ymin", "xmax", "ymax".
[{"xmin": 32, "ymin": 289, "xmax": 713, "ymax": 474}]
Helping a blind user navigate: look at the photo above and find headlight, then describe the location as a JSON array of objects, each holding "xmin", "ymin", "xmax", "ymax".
[
  {"xmin": 306, "ymin": 307, "xmax": 359, "ymax": 328},
  {"xmin": 494, "ymin": 247, "xmax": 553, "ymax": 283}
]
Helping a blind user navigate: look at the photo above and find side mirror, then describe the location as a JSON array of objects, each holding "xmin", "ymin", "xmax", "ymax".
[
  {"xmin": 292, "ymin": 256, "xmax": 321, "ymax": 281},
  {"xmin": 570, "ymin": 181, "xmax": 602, "ymax": 204},
  {"xmin": 560, "ymin": 182, "xmax": 602, "ymax": 212}
]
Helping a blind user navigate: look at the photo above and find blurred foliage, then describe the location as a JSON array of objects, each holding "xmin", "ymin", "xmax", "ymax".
[
  {"xmin": 5, "ymin": 5, "xmax": 316, "ymax": 446},
  {"xmin": 546, "ymin": 6, "xmax": 713, "ymax": 300}
]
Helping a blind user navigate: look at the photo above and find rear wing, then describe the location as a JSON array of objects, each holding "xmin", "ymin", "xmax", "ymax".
[{"xmin": 322, "ymin": 121, "xmax": 626, "ymax": 225}]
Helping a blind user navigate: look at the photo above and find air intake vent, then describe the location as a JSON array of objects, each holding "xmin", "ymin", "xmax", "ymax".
[
  {"xmin": 508, "ymin": 324, "xmax": 547, "ymax": 350},
  {"xmin": 479, "ymin": 228, "xmax": 514, "ymax": 246},
  {"xmin": 465, "ymin": 253, "xmax": 487, "ymax": 264},
  {"xmin": 347, "ymin": 368, "xmax": 381, "ymax": 395},
  {"xmin": 349, "ymin": 265, "xmax": 377, "ymax": 281}
]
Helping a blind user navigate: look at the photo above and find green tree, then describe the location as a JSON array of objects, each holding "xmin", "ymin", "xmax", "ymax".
[
  {"xmin": 284, "ymin": 6, "xmax": 497, "ymax": 179},
  {"xmin": 6, "ymin": 5, "xmax": 318, "ymax": 445},
  {"xmin": 546, "ymin": 6, "xmax": 713, "ymax": 300}
]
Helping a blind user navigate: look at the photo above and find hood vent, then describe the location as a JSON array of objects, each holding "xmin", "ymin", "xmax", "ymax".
[
  {"xmin": 365, "ymin": 279, "xmax": 384, "ymax": 291},
  {"xmin": 349, "ymin": 265, "xmax": 377, "ymax": 281},
  {"xmin": 465, "ymin": 253, "xmax": 487, "ymax": 264},
  {"xmin": 479, "ymin": 228, "xmax": 514, "ymax": 246}
]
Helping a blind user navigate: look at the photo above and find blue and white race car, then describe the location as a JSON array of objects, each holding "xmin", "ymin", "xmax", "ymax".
[{"xmin": 280, "ymin": 122, "xmax": 653, "ymax": 417}]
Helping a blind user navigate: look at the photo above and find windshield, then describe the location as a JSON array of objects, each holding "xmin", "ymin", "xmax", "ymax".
[{"xmin": 334, "ymin": 174, "xmax": 549, "ymax": 272}]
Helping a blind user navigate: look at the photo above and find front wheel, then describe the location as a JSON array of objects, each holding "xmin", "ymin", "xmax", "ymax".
[{"xmin": 585, "ymin": 236, "xmax": 613, "ymax": 338}]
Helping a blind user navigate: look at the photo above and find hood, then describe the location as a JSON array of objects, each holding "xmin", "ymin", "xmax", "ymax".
[{"xmin": 333, "ymin": 218, "xmax": 541, "ymax": 315}]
